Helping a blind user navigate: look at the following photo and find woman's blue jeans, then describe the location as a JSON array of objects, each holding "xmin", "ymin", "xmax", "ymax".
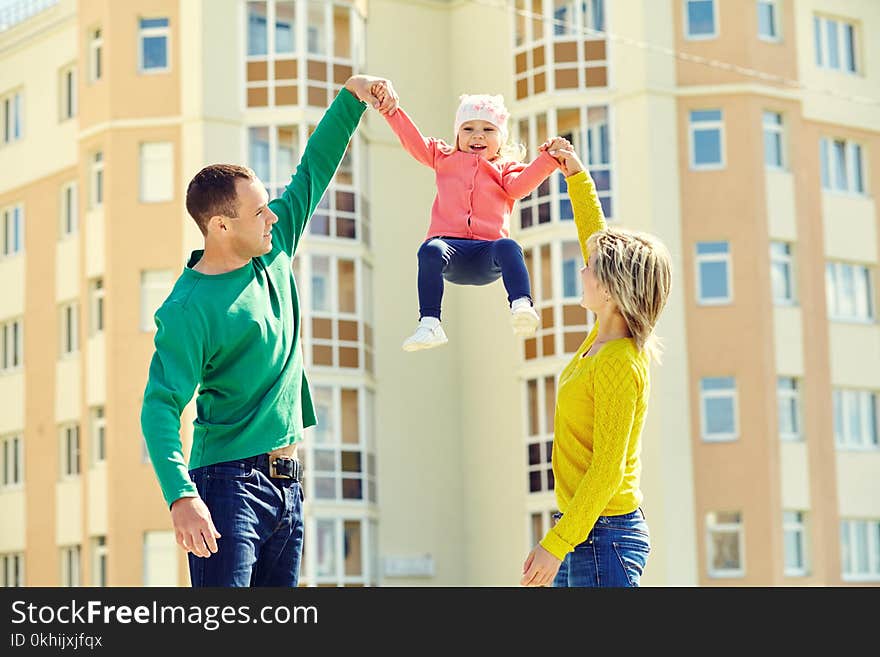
[{"xmin": 552, "ymin": 508, "xmax": 651, "ymax": 588}]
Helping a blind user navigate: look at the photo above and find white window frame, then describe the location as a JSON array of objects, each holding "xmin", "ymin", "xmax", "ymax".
[
  {"xmin": 523, "ymin": 373, "xmax": 557, "ymax": 496},
  {"xmin": 91, "ymin": 406, "xmax": 106, "ymax": 465},
  {"xmin": 59, "ymin": 63, "xmax": 77, "ymax": 121},
  {"xmin": 763, "ymin": 111, "xmax": 784, "ymax": 169},
  {"xmin": 139, "ymin": 142, "xmax": 174, "ymax": 203},
  {"xmin": 814, "ymin": 15, "xmax": 858, "ymax": 74},
  {"xmin": 684, "ymin": 0, "xmax": 718, "ymax": 41},
  {"xmin": 60, "ymin": 545, "xmax": 81, "ymax": 586},
  {"xmin": 60, "ymin": 423, "xmax": 80, "ymax": 478},
  {"xmin": 825, "ymin": 262, "xmax": 873, "ymax": 323},
  {"xmin": 138, "ymin": 17, "xmax": 170, "ymax": 74},
  {"xmin": 783, "ymin": 511, "xmax": 808, "ymax": 577},
  {"xmin": 833, "ymin": 388, "xmax": 879, "ymax": 450},
  {"xmin": 696, "ymin": 241, "xmax": 732, "ymax": 305},
  {"xmin": 91, "ymin": 536, "xmax": 107, "ymax": 586},
  {"xmin": 89, "ymin": 278, "xmax": 104, "ymax": 336},
  {"xmin": 2, "ymin": 204, "xmax": 24, "ymax": 257},
  {"xmin": 89, "ymin": 28, "xmax": 103, "ymax": 83},
  {"xmin": 2, "ymin": 89, "xmax": 23, "ymax": 145},
  {"xmin": 1, "ymin": 318, "xmax": 23, "ymax": 372},
  {"xmin": 59, "ymin": 181, "xmax": 78, "ymax": 239},
  {"xmin": 820, "ymin": 137, "xmax": 865, "ymax": 195},
  {"xmin": 777, "ymin": 377, "xmax": 801, "ymax": 442},
  {"xmin": 303, "ymin": 516, "xmax": 376, "ymax": 587},
  {"xmin": 770, "ymin": 241, "xmax": 795, "ymax": 305},
  {"xmin": 140, "ymin": 270, "xmax": 174, "ymax": 332},
  {"xmin": 1, "ymin": 552, "xmax": 24, "ymax": 587},
  {"xmin": 689, "ymin": 109, "xmax": 725, "ymax": 170},
  {"xmin": 90, "ymin": 151, "xmax": 104, "ymax": 209},
  {"xmin": 1, "ymin": 433, "xmax": 23, "ymax": 489},
  {"xmin": 706, "ymin": 511, "xmax": 745, "ymax": 578},
  {"xmin": 700, "ymin": 377, "xmax": 738, "ymax": 442},
  {"xmin": 757, "ymin": 0, "xmax": 780, "ymax": 42},
  {"xmin": 59, "ymin": 301, "xmax": 80, "ymax": 357},
  {"xmin": 840, "ymin": 519, "xmax": 880, "ymax": 582}
]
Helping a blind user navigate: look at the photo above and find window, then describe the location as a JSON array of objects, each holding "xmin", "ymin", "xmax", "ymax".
[
  {"xmin": 1, "ymin": 553, "xmax": 23, "ymax": 587},
  {"xmin": 60, "ymin": 545, "xmax": 81, "ymax": 586},
  {"xmin": 305, "ymin": 385, "xmax": 376, "ymax": 502},
  {"xmin": 2, "ymin": 90, "xmax": 22, "ymax": 144},
  {"xmin": 140, "ymin": 270, "xmax": 174, "ymax": 331},
  {"xmin": 777, "ymin": 377, "xmax": 801, "ymax": 442},
  {"xmin": 757, "ymin": 0, "xmax": 779, "ymax": 41},
  {"xmin": 820, "ymin": 137, "xmax": 864, "ymax": 194},
  {"xmin": 770, "ymin": 242, "xmax": 795, "ymax": 304},
  {"xmin": 700, "ymin": 376, "xmax": 737, "ymax": 442},
  {"xmin": 689, "ymin": 110, "xmax": 724, "ymax": 169},
  {"xmin": 833, "ymin": 389, "xmax": 878, "ymax": 450},
  {"xmin": 139, "ymin": 142, "xmax": 173, "ymax": 202},
  {"xmin": 825, "ymin": 262, "xmax": 873, "ymax": 322},
  {"xmin": 91, "ymin": 406, "xmax": 105, "ymax": 464},
  {"xmin": 685, "ymin": 0, "xmax": 717, "ymax": 40},
  {"xmin": 60, "ymin": 182, "xmax": 78, "ymax": 238},
  {"xmin": 696, "ymin": 241, "xmax": 731, "ymax": 304},
  {"xmin": 143, "ymin": 531, "xmax": 177, "ymax": 586},
  {"xmin": 525, "ymin": 375, "xmax": 556, "ymax": 493},
  {"xmin": 90, "ymin": 151, "xmax": 104, "ymax": 208},
  {"xmin": 841, "ymin": 519, "xmax": 880, "ymax": 581},
  {"xmin": 706, "ymin": 511, "xmax": 744, "ymax": 577},
  {"xmin": 60, "ymin": 423, "xmax": 80, "ymax": 478},
  {"xmin": 59, "ymin": 302, "xmax": 79, "ymax": 356},
  {"xmin": 529, "ymin": 509, "xmax": 561, "ymax": 548},
  {"xmin": 2, "ymin": 205, "xmax": 24, "ymax": 256},
  {"xmin": 91, "ymin": 536, "xmax": 107, "ymax": 586},
  {"xmin": 783, "ymin": 511, "xmax": 808, "ymax": 576},
  {"xmin": 1, "ymin": 434, "xmax": 22, "ymax": 488},
  {"xmin": 139, "ymin": 18, "xmax": 169, "ymax": 72},
  {"xmin": 59, "ymin": 64, "xmax": 76, "ymax": 120},
  {"xmin": 89, "ymin": 278, "xmax": 104, "ymax": 336},
  {"xmin": 306, "ymin": 517, "xmax": 377, "ymax": 586},
  {"xmin": 814, "ymin": 15, "xmax": 857, "ymax": 73},
  {"xmin": 763, "ymin": 111, "xmax": 784, "ymax": 168},
  {"xmin": 89, "ymin": 28, "xmax": 103, "ymax": 82},
  {"xmin": 1, "ymin": 318, "xmax": 23, "ymax": 372}
]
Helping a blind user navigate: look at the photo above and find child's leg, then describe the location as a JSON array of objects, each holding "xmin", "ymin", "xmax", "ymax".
[
  {"xmin": 488, "ymin": 238, "xmax": 532, "ymax": 305},
  {"xmin": 416, "ymin": 238, "xmax": 451, "ymax": 320}
]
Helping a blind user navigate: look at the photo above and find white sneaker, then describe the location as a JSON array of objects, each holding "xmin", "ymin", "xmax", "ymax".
[
  {"xmin": 402, "ymin": 324, "xmax": 449, "ymax": 352},
  {"xmin": 511, "ymin": 299, "xmax": 540, "ymax": 337}
]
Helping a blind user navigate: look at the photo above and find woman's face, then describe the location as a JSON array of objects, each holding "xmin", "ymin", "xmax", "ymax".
[{"xmin": 580, "ymin": 252, "xmax": 606, "ymax": 311}]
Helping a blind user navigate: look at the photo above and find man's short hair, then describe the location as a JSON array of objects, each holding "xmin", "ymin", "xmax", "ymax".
[{"xmin": 185, "ymin": 164, "xmax": 256, "ymax": 235}]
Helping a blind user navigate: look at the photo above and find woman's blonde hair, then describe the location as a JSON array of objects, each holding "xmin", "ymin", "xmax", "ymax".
[{"xmin": 586, "ymin": 227, "xmax": 672, "ymax": 363}]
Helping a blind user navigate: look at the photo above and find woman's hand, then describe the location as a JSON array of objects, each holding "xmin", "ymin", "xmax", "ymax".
[
  {"xmin": 548, "ymin": 146, "xmax": 585, "ymax": 178},
  {"xmin": 521, "ymin": 544, "xmax": 562, "ymax": 586}
]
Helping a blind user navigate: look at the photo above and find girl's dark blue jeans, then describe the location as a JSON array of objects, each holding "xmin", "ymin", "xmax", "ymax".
[{"xmin": 416, "ymin": 237, "xmax": 533, "ymax": 320}]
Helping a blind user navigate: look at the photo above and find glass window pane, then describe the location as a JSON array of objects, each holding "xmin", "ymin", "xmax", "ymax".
[
  {"xmin": 307, "ymin": 1, "xmax": 327, "ymax": 55},
  {"xmin": 311, "ymin": 385, "xmax": 334, "ymax": 444},
  {"xmin": 697, "ymin": 241, "xmax": 728, "ymax": 255},
  {"xmin": 712, "ymin": 532, "xmax": 740, "ymax": 570},
  {"xmin": 699, "ymin": 260, "xmax": 729, "ymax": 299},
  {"xmin": 826, "ymin": 20, "xmax": 839, "ymax": 69},
  {"xmin": 334, "ymin": 6, "xmax": 351, "ymax": 59},
  {"xmin": 820, "ymin": 139, "xmax": 830, "ymax": 189},
  {"xmin": 690, "ymin": 109, "xmax": 722, "ymax": 122},
  {"xmin": 687, "ymin": 0, "xmax": 715, "ymax": 36},
  {"xmin": 316, "ymin": 519, "xmax": 337, "ymax": 576},
  {"xmin": 142, "ymin": 36, "xmax": 167, "ymax": 69},
  {"xmin": 693, "ymin": 128, "xmax": 722, "ymax": 165},
  {"xmin": 758, "ymin": 2, "xmax": 776, "ymax": 38},
  {"xmin": 705, "ymin": 397, "xmax": 735, "ymax": 434},
  {"xmin": 311, "ymin": 256, "xmax": 330, "ymax": 312},
  {"xmin": 702, "ymin": 376, "xmax": 735, "ymax": 391},
  {"xmin": 275, "ymin": 1, "xmax": 295, "ymax": 54},
  {"xmin": 833, "ymin": 140, "xmax": 847, "ymax": 190},
  {"xmin": 247, "ymin": 2, "xmax": 268, "ymax": 56},
  {"xmin": 249, "ymin": 127, "xmax": 270, "ymax": 183},
  {"xmin": 343, "ymin": 521, "xmax": 362, "ymax": 576},
  {"xmin": 764, "ymin": 131, "xmax": 782, "ymax": 167},
  {"xmin": 337, "ymin": 259, "xmax": 355, "ymax": 314},
  {"xmin": 844, "ymin": 24, "xmax": 856, "ymax": 72},
  {"xmin": 813, "ymin": 16, "xmax": 822, "ymax": 66}
]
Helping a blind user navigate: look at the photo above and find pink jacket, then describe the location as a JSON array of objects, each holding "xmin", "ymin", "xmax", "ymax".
[{"xmin": 385, "ymin": 108, "xmax": 561, "ymax": 242}]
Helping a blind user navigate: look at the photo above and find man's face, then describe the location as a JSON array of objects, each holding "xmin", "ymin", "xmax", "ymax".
[{"xmin": 226, "ymin": 178, "xmax": 278, "ymax": 258}]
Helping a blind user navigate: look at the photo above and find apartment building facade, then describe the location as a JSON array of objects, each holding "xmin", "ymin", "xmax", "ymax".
[{"xmin": 0, "ymin": 0, "xmax": 876, "ymax": 587}]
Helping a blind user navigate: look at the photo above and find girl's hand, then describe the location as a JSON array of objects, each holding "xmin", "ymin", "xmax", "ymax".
[{"xmin": 540, "ymin": 136, "xmax": 573, "ymax": 153}]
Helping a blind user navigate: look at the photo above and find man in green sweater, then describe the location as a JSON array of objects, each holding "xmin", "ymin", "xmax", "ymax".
[{"xmin": 140, "ymin": 74, "xmax": 398, "ymax": 587}]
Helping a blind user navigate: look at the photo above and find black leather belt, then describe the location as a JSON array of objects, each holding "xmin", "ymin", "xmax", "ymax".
[{"xmin": 242, "ymin": 453, "xmax": 303, "ymax": 482}]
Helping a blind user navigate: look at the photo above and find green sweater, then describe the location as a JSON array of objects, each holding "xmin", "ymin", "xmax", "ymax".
[{"xmin": 141, "ymin": 88, "xmax": 367, "ymax": 507}]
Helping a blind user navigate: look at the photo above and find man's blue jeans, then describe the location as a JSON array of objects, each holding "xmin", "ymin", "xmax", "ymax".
[
  {"xmin": 187, "ymin": 456, "xmax": 304, "ymax": 587},
  {"xmin": 417, "ymin": 237, "xmax": 532, "ymax": 320},
  {"xmin": 552, "ymin": 508, "xmax": 651, "ymax": 587}
]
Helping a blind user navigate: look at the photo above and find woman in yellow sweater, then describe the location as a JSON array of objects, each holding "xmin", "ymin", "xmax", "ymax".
[{"xmin": 520, "ymin": 145, "xmax": 672, "ymax": 587}]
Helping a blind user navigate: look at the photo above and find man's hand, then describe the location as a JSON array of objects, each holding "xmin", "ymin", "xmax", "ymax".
[
  {"xmin": 170, "ymin": 496, "xmax": 221, "ymax": 558},
  {"xmin": 521, "ymin": 544, "xmax": 562, "ymax": 587},
  {"xmin": 344, "ymin": 75, "xmax": 399, "ymax": 116}
]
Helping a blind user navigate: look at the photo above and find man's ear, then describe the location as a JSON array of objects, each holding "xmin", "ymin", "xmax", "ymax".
[{"xmin": 206, "ymin": 214, "xmax": 229, "ymax": 235}]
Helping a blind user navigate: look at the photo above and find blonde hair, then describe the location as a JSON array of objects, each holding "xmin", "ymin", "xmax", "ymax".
[{"xmin": 586, "ymin": 228, "xmax": 672, "ymax": 363}]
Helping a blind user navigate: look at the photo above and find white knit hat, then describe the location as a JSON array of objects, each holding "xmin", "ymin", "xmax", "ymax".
[{"xmin": 453, "ymin": 94, "xmax": 510, "ymax": 143}]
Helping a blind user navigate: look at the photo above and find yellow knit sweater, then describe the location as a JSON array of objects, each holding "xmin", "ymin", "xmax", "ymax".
[{"xmin": 539, "ymin": 171, "xmax": 650, "ymax": 561}]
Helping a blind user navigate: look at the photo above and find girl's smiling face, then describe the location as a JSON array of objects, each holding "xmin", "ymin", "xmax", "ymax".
[{"xmin": 457, "ymin": 120, "xmax": 502, "ymax": 159}]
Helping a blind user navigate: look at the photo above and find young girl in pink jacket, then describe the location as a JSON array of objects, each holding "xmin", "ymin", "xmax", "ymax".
[{"xmin": 378, "ymin": 90, "xmax": 565, "ymax": 351}]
